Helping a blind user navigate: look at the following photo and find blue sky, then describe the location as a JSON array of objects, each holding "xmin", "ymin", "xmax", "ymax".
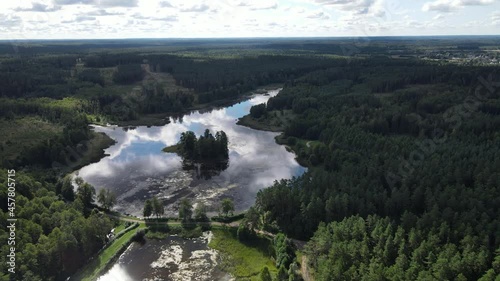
[{"xmin": 0, "ymin": 0, "xmax": 499, "ymax": 39}]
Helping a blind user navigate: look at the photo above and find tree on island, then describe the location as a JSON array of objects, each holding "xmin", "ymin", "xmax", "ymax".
[{"xmin": 170, "ymin": 129, "xmax": 229, "ymax": 161}]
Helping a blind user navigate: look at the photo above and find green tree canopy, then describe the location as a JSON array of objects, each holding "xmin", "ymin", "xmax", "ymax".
[{"xmin": 220, "ymin": 198, "xmax": 235, "ymax": 217}]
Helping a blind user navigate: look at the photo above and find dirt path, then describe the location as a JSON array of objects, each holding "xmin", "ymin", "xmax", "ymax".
[
  {"xmin": 107, "ymin": 213, "xmax": 239, "ymax": 228},
  {"xmin": 301, "ymin": 255, "xmax": 313, "ymax": 281}
]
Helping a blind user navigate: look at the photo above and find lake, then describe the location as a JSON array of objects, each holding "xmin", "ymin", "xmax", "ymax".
[{"xmin": 76, "ymin": 88, "xmax": 305, "ymax": 217}]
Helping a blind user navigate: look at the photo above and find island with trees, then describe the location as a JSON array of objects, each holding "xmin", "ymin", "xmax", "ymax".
[
  {"xmin": 163, "ymin": 129, "xmax": 229, "ymax": 161},
  {"xmin": 163, "ymin": 129, "xmax": 230, "ymax": 179}
]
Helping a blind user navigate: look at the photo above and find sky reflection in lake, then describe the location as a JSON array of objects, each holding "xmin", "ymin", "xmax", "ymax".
[{"xmin": 77, "ymin": 89, "xmax": 306, "ymax": 216}]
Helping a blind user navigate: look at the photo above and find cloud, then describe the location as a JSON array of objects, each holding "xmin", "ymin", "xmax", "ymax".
[
  {"xmin": 307, "ymin": 11, "xmax": 331, "ymax": 19},
  {"xmin": 159, "ymin": 1, "xmax": 174, "ymax": 8},
  {"xmin": 250, "ymin": 3, "xmax": 278, "ymax": 10},
  {"xmin": 180, "ymin": 4, "xmax": 210, "ymax": 12},
  {"xmin": 0, "ymin": 14, "xmax": 22, "ymax": 27},
  {"xmin": 422, "ymin": 0, "xmax": 458, "ymax": 12},
  {"xmin": 54, "ymin": 0, "xmax": 138, "ymax": 7},
  {"xmin": 14, "ymin": 3, "xmax": 61, "ymax": 12},
  {"xmin": 54, "ymin": 0, "xmax": 93, "ymax": 4},
  {"xmin": 96, "ymin": 0, "xmax": 138, "ymax": 7},
  {"xmin": 492, "ymin": 11, "xmax": 500, "ymax": 24},
  {"xmin": 77, "ymin": 15, "xmax": 96, "ymax": 21},
  {"xmin": 433, "ymin": 14, "xmax": 445, "ymax": 20},
  {"xmin": 131, "ymin": 13, "xmax": 177, "ymax": 22},
  {"xmin": 153, "ymin": 16, "xmax": 178, "ymax": 22},
  {"xmin": 86, "ymin": 9, "xmax": 124, "ymax": 16},
  {"xmin": 422, "ymin": 0, "xmax": 494, "ymax": 13},
  {"xmin": 312, "ymin": 0, "xmax": 376, "ymax": 14}
]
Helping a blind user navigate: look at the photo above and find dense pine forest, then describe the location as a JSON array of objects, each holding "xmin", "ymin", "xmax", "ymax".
[
  {"xmin": 244, "ymin": 53, "xmax": 500, "ymax": 280},
  {"xmin": 0, "ymin": 38, "xmax": 499, "ymax": 280}
]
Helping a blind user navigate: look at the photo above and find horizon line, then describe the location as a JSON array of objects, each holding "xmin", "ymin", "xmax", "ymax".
[{"xmin": 2, "ymin": 34, "xmax": 500, "ymax": 42}]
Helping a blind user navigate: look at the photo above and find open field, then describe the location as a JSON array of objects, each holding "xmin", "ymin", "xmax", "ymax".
[{"xmin": 209, "ymin": 228, "xmax": 277, "ymax": 281}]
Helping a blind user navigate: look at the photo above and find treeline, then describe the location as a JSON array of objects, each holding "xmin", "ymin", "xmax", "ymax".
[
  {"xmin": 0, "ymin": 171, "xmax": 114, "ymax": 281},
  {"xmin": 147, "ymin": 54, "xmax": 338, "ymax": 103},
  {"xmin": 248, "ymin": 57, "xmax": 500, "ymax": 279}
]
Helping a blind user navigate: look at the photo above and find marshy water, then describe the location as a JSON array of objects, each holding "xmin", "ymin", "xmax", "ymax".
[
  {"xmin": 77, "ymin": 88, "xmax": 306, "ymax": 217},
  {"xmin": 82, "ymin": 88, "xmax": 306, "ymax": 280},
  {"xmin": 96, "ymin": 232, "xmax": 232, "ymax": 281}
]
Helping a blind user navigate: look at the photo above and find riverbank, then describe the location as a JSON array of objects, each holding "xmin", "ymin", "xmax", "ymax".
[
  {"xmin": 65, "ymin": 131, "xmax": 116, "ymax": 173},
  {"xmin": 236, "ymin": 109, "xmax": 295, "ymax": 133}
]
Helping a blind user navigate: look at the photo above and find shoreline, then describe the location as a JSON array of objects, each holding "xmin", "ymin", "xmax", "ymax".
[{"xmin": 106, "ymin": 84, "xmax": 283, "ymax": 127}]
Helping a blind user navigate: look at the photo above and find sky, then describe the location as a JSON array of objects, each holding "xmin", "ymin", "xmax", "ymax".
[{"xmin": 0, "ymin": 0, "xmax": 499, "ymax": 39}]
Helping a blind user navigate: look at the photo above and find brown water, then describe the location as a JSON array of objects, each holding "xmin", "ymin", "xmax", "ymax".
[{"xmin": 97, "ymin": 232, "xmax": 232, "ymax": 281}]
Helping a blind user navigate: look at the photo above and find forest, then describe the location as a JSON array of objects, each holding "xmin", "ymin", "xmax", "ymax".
[
  {"xmin": 0, "ymin": 38, "xmax": 499, "ymax": 280},
  {"xmin": 242, "ymin": 53, "xmax": 500, "ymax": 280}
]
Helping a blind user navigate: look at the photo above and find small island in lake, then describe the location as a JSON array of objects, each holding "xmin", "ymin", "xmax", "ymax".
[
  {"xmin": 163, "ymin": 129, "xmax": 229, "ymax": 179},
  {"xmin": 164, "ymin": 129, "xmax": 229, "ymax": 160}
]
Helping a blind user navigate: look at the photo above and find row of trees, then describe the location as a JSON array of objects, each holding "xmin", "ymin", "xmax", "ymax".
[{"xmin": 142, "ymin": 197, "xmax": 235, "ymax": 222}]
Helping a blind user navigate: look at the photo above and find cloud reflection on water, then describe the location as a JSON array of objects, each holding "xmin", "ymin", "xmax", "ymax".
[{"xmin": 77, "ymin": 90, "xmax": 305, "ymax": 216}]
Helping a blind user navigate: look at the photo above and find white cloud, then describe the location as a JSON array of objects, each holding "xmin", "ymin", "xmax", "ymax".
[
  {"xmin": 14, "ymin": 2, "xmax": 61, "ymax": 12},
  {"xmin": 179, "ymin": 3, "xmax": 210, "ymax": 12},
  {"xmin": 0, "ymin": 14, "xmax": 22, "ymax": 27},
  {"xmin": 53, "ymin": 0, "xmax": 138, "ymax": 7},
  {"xmin": 313, "ymin": 0, "xmax": 376, "ymax": 14},
  {"xmin": 423, "ymin": 0, "xmax": 494, "ymax": 13},
  {"xmin": 306, "ymin": 11, "xmax": 330, "ymax": 19},
  {"xmin": 491, "ymin": 11, "xmax": 500, "ymax": 24}
]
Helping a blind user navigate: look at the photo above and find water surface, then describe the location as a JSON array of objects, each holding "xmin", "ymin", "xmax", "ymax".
[
  {"xmin": 97, "ymin": 232, "xmax": 231, "ymax": 281},
  {"xmin": 77, "ymin": 89, "xmax": 305, "ymax": 216}
]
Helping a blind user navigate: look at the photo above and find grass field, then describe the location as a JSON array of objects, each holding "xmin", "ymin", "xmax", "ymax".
[{"xmin": 209, "ymin": 228, "xmax": 277, "ymax": 281}]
